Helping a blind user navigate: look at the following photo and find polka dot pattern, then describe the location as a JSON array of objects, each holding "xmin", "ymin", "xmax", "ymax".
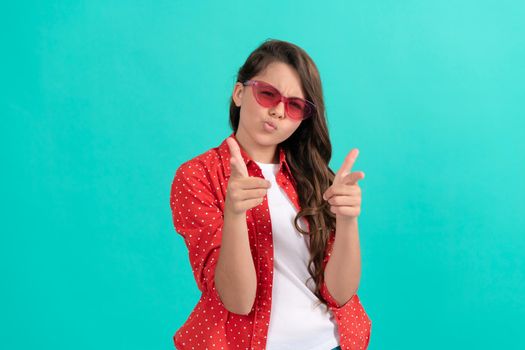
[{"xmin": 170, "ymin": 132, "xmax": 372, "ymax": 349}]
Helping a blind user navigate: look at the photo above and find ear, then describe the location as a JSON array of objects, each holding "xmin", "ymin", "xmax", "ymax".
[{"xmin": 232, "ymin": 82, "xmax": 243, "ymax": 107}]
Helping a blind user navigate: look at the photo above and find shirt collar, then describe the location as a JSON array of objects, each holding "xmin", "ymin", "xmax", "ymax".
[{"xmin": 220, "ymin": 132, "xmax": 291, "ymax": 178}]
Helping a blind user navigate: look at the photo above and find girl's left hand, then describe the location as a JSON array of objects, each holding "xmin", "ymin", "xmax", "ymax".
[{"xmin": 322, "ymin": 148, "xmax": 365, "ymax": 221}]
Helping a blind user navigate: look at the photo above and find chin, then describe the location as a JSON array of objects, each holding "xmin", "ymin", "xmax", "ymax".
[
  {"xmin": 251, "ymin": 129, "xmax": 280, "ymax": 146},
  {"xmin": 253, "ymin": 132, "xmax": 275, "ymax": 144}
]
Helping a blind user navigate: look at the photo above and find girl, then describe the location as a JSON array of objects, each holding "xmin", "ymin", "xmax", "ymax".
[{"xmin": 170, "ymin": 39, "xmax": 371, "ymax": 350}]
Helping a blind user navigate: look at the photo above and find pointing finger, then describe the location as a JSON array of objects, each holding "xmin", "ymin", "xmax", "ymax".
[
  {"xmin": 226, "ymin": 137, "xmax": 249, "ymax": 178},
  {"xmin": 334, "ymin": 149, "xmax": 359, "ymax": 184}
]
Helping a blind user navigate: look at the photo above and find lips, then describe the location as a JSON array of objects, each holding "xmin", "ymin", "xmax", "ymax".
[{"xmin": 264, "ymin": 120, "xmax": 277, "ymax": 130}]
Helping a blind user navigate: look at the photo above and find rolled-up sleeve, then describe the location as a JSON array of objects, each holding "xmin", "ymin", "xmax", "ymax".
[{"xmin": 170, "ymin": 161, "xmax": 225, "ymax": 305}]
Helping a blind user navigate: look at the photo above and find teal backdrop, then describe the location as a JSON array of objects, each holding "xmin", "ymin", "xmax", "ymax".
[{"xmin": 3, "ymin": 1, "xmax": 524, "ymax": 349}]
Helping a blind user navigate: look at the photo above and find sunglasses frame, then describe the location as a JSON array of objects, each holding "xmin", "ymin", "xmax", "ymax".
[{"xmin": 242, "ymin": 80, "xmax": 316, "ymax": 121}]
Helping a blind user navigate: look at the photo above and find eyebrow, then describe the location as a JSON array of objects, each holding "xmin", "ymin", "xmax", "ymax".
[{"xmin": 261, "ymin": 80, "xmax": 304, "ymax": 99}]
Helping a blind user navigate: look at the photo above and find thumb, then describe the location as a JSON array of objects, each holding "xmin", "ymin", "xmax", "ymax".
[{"xmin": 226, "ymin": 137, "xmax": 249, "ymax": 178}]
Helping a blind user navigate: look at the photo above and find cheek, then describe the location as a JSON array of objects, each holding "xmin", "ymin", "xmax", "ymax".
[
  {"xmin": 241, "ymin": 100, "xmax": 263, "ymax": 120},
  {"xmin": 283, "ymin": 121, "xmax": 302, "ymax": 135},
  {"xmin": 275, "ymin": 121, "xmax": 301, "ymax": 142},
  {"xmin": 239, "ymin": 106, "xmax": 257, "ymax": 125}
]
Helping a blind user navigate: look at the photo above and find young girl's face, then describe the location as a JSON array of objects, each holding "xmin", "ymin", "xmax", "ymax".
[{"xmin": 232, "ymin": 61, "xmax": 305, "ymax": 152}]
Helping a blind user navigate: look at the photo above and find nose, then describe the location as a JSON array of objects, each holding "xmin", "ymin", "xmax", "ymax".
[{"xmin": 269, "ymin": 101, "xmax": 285, "ymax": 119}]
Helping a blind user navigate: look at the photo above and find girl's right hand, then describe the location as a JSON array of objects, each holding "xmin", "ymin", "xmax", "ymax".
[{"xmin": 225, "ymin": 137, "xmax": 271, "ymax": 215}]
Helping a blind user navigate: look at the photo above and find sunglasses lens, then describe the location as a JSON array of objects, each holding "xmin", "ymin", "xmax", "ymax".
[
  {"xmin": 255, "ymin": 85, "xmax": 280, "ymax": 107},
  {"xmin": 287, "ymin": 98, "xmax": 308, "ymax": 120}
]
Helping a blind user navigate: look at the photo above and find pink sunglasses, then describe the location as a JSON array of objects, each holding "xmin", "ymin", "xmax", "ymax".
[{"xmin": 242, "ymin": 80, "xmax": 316, "ymax": 121}]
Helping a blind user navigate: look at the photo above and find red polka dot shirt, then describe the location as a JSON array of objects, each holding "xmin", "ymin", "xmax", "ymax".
[{"xmin": 170, "ymin": 132, "xmax": 372, "ymax": 349}]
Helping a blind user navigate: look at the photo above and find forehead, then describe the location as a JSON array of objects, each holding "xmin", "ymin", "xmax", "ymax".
[{"xmin": 251, "ymin": 62, "xmax": 304, "ymax": 99}]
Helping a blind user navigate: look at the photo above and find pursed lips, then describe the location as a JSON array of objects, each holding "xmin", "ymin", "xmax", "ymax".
[{"xmin": 264, "ymin": 120, "xmax": 277, "ymax": 130}]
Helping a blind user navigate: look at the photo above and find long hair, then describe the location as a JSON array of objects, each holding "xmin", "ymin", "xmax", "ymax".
[{"xmin": 228, "ymin": 38, "xmax": 336, "ymax": 311}]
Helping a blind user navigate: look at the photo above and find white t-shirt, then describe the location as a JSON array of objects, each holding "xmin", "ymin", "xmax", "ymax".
[{"xmin": 255, "ymin": 161, "xmax": 340, "ymax": 350}]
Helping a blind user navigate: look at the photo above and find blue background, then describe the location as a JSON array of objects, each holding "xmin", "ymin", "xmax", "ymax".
[{"xmin": 2, "ymin": 0, "xmax": 525, "ymax": 348}]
